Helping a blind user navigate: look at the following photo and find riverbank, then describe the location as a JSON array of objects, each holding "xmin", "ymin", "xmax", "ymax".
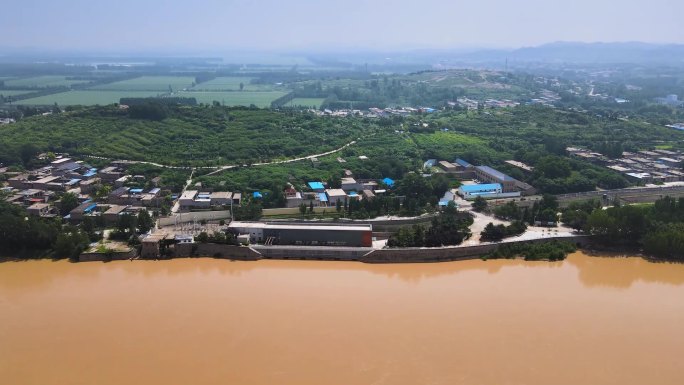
[{"xmin": 5, "ymin": 235, "xmax": 681, "ymax": 265}]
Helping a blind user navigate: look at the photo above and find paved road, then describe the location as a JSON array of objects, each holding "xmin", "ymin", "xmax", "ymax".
[{"xmin": 171, "ymin": 169, "xmax": 194, "ymax": 214}]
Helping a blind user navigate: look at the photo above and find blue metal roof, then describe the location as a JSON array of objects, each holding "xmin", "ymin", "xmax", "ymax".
[
  {"xmin": 460, "ymin": 183, "xmax": 502, "ymax": 193},
  {"xmin": 308, "ymin": 181, "xmax": 324, "ymax": 190},
  {"xmin": 454, "ymin": 158, "xmax": 472, "ymax": 167},
  {"xmin": 476, "ymin": 166, "xmax": 514, "ymax": 181},
  {"xmin": 318, "ymin": 193, "xmax": 328, "ymax": 202},
  {"xmin": 82, "ymin": 170, "xmax": 97, "ymax": 177},
  {"xmin": 253, "ymin": 191, "xmax": 263, "ymax": 198},
  {"xmin": 382, "ymin": 177, "xmax": 395, "ymax": 187},
  {"xmin": 348, "ymin": 191, "xmax": 358, "ymax": 196},
  {"xmin": 129, "ymin": 188, "xmax": 144, "ymax": 194},
  {"xmin": 84, "ymin": 204, "xmax": 98, "ymax": 213}
]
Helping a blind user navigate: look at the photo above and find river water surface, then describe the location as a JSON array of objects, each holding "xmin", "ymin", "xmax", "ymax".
[{"xmin": 1, "ymin": 252, "xmax": 684, "ymax": 385}]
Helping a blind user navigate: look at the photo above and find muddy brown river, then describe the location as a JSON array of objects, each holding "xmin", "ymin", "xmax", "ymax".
[{"xmin": 1, "ymin": 251, "xmax": 683, "ymax": 385}]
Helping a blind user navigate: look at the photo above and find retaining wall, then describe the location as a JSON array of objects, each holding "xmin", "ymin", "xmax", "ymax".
[
  {"xmin": 253, "ymin": 245, "xmax": 372, "ymax": 260},
  {"xmin": 170, "ymin": 243, "xmax": 262, "ymax": 260},
  {"xmin": 361, "ymin": 236, "xmax": 590, "ymax": 263},
  {"xmin": 78, "ymin": 249, "xmax": 136, "ymax": 262}
]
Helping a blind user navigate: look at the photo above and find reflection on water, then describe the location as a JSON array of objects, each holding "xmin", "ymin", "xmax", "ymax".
[{"xmin": 1, "ymin": 251, "xmax": 684, "ymax": 385}]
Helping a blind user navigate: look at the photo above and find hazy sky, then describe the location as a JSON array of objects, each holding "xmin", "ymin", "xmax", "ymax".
[{"xmin": 5, "ymin": 0, "xmax": 683, "ymax": 52}]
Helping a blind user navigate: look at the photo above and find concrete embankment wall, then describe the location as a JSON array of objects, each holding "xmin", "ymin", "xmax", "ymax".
[
  {"xmin": 78, "ymin": 249, "xmax": 136, "ymax": 262},
  {"xmin": 170, "ymin": 243, "xmax": 262, "ymax": 260},
  {"xmin": 253, "ymin": 246, "xmax": 372, "ymax": 261},
  {"xmin": 361, "ymin": 236, "xmax": 590, "ymax": 263},
  {"xmin": 77, "ymin": 236, "xmax": 589, "ymax": 263}
]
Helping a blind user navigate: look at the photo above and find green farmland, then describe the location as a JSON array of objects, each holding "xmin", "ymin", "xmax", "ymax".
[
  {"xmin": 178, "ymin": 91, "xmax": 287, "ymax": 107},
  {"xmin": 16, "ymin": 91, "xmax": 163, "ymax": 106},
  {"xmin": 0, "ymin": 90, "xmax": 37, "ymax": 97},
  {"xmin": 284, "ymin": 98, "xmax": 325, "ymax": 108},
  {"xmin": 88, "ymin": 76, "xmax": 195, "ymax": 91},
  {"xmin": 3, "ymin": 76, "xmax": 90, "ymax": 88},
  {"xmin": 191, "ymin": 77, "xmax": 262, "ymax": 91}
]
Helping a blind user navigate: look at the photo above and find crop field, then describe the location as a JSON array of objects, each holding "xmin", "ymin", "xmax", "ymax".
[
  {"xmin": 178, "ymin": 91, "xmax": 287, "ymax": 107},
  {"xmin": 88, "ymin": 76, "xmax": 195, "ymax": 91},
  {"xmin": 284, "ymin": 98, "xmax": 325, "ymax": 108},
  {"xmin": 3, "ymin": 76, "xmax": 90, "ymax": 88},
  {"xmin": 190, "ymin": 77, "xmax": 262, "ymax": 91},
  {"xmin": 0, "ymin": 90, "xmax": 37, "ymax": 97},
  {"xmin": 16, "ymin": 91, "xmax": 162, "ymax": 106}
]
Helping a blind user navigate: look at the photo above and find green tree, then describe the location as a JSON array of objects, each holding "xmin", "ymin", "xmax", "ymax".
[
  {"xmin": 195, "ymin": 232, "xmax": 209, "ymax": 243},
  {"xmin": 60, "ymin": 193, "xmax": 79, "ymax": 216},
  {"xmin": 19, "ymin": 143, "xmax": 38, "ymax": 166},
  {"xmin": 480, "ymin": 222, "xmax": 505, "ymax": 242},
  {"xmin": 53, "ymin": 230, "xmax": 89, "ymax": 260},
  {"xmin": 137, "ymin": 210, "xmax": 154, "ymax": 234},
  {"xmin": 116, "ymin": 214, "xmax": 138, "ymax": 235},
  {"xmin": 472, "ymin": 196, "xmax": 487, "ymax": 212},
  {"xmin": 95, "ymin": 185, "xmax": 111, "ymax": 201}
]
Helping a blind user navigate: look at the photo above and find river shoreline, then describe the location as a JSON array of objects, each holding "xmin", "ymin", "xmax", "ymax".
[{"xmin": 2, "ymin": 244, "xmax": 681, "ymax": 264}]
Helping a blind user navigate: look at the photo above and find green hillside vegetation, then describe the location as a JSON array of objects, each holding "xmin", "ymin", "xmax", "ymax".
[
  {"xmin": 2, "ymin": 104, "xmax": 682, "ymax": 196},
  {"xmin": 0, "ymin": 105, "xmax": 365, "ymax": 167},
  {"xmin": 194, "ymin": 128, "xmax": 419, "ymax": 193}
]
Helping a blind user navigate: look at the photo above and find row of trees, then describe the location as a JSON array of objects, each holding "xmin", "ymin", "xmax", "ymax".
[
  {"xmin": 387, "ymin": 203, "xmax": 473, "ymax": 247},
  {"xmin": 0, "ymin": 199, "xmax": 90, "ymax": 259},
  {"xmin": 480, "ymin": 221, "xmax": 527, "ymax": 242},
  {"xmin": 566, "ymin": 196, "xmax": 684, "ymax": 260},
  {"xmin": 485, "ymin": 241, "xmax": 577, "ymax": 261},
  {"xmin": 493, "ymin": 195, "xmax": 560, "ymax": 225}
]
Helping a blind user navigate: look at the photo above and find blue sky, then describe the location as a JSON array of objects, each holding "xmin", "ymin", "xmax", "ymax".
[{"xmin": 4, "ymin": 0, "xmax": 683, "ymax": 52}]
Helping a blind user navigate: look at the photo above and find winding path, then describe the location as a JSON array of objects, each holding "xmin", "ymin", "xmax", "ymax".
[{"xmin": 84, "ymin": 139, "xmax": 358, "ymax": 175}]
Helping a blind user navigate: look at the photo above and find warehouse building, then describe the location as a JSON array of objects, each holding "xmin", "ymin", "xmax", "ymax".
[
  {"xmin": 228, "ymin": 222, "xmax": 373, "ymax": 247},
  {"xmin": 474, "ymin": 166, "xmax": 518, "ymax": 192},
  {"xmin": 457, "ymin": 183, "xmax": 521, "ymax": 200}
]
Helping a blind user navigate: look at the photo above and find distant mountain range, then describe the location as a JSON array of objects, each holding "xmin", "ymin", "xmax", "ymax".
[
  {"xmin": 304, "ymin": 42, "xmax": 684, "ymax": 70},
  {"xmin": 2, "ymin": 42, "xmax": 684, "ymax": 67},
  {"xmin": 457, "ymin": 42, "xmax": 684, "ymax": 64}
]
